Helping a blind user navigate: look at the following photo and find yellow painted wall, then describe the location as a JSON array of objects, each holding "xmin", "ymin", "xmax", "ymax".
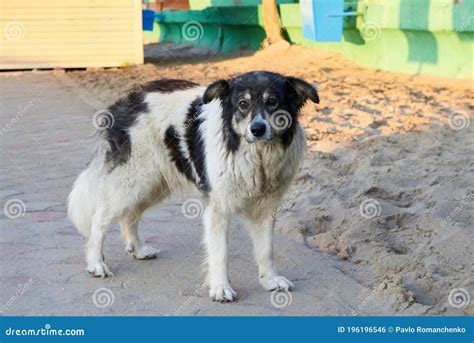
[{"xmin": 0, "ymin": 0, "xmax": 143, "ymax": 69}]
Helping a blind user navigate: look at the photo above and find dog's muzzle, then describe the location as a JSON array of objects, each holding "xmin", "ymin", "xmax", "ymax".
[{"xmin": 246, "ymin": 116, "xmax": 273, "ymax": 143}]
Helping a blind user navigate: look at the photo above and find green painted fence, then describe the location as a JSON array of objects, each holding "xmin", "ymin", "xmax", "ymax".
[{"xmin": 148, "ymin": 0, "xmax": 474, "ymax": 78}]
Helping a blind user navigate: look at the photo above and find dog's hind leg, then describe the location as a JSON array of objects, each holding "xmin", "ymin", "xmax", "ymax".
[
  {"xmin": 119, "ymin": 203, "xmax": 159, "ymax": 260},
  {"xmin": 86, "ymin": 208, "xmax": 114, "ymax": 277}
]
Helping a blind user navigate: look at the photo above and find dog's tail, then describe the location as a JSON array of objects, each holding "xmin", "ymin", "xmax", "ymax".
[
  {"xmin": 67, "ymin": 165, "xmax": 99, "ymax": 238},
  {"xmin": 67, "ymin": 143, "xmax": 108, "ymax": 238}
]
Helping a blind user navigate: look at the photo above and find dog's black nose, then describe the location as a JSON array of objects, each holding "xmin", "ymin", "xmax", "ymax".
[{"xmin": 250, "ymin": 122, "xmax": 266, "ymax": 137}]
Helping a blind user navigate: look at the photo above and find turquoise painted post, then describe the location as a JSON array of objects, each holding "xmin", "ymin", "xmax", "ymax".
[{"xmin": 300, "ymin": 0, "xmax": 345, "ymax": 42}]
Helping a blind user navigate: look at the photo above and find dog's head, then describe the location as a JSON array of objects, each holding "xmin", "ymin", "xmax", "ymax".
[{"xmin": 202, "ymin": 71, "xmax": 319, "ymax": 145}]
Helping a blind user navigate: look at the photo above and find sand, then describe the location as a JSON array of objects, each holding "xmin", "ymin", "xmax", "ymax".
[{"xmin": 64, "ymin": 43, "xmax": 473, "ymax": 315}]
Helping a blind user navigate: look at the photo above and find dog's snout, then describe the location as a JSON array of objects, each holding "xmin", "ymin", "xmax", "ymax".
[{"xmin": 250, "ymin": 122, "xmax": 266, "ymax": 138}]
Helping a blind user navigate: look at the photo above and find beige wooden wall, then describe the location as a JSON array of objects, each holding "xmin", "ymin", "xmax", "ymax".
[{"xmin": 0, "ymin": 0, "xmax": 144, "ymax": 69}]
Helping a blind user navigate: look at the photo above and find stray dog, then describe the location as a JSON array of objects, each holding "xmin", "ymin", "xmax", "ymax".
[{"xmin": 68, "ymin": 71, "xmax": 318, "ymax": 302}]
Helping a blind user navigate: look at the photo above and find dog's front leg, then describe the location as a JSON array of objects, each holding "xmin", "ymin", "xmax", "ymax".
[
  {"xmin": 203, "ymin": 203, "xmax": 236, "ymax": 302},
  {"xmin": 251, "ymin": 217, "xmax": 294, "ymax": 292}
]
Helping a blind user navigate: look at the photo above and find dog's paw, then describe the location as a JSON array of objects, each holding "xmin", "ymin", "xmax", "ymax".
[
  {"xmin": 209, "ymin": 284, "xmax": 237, "ymax": 302},
  {"xmin": 126, "ymin": 243, "xmax": 159, "ymax": 260},
  {"xmin": 87, "ymin": 262, "xmax": 114, "ymax": 278},
  {"xmin": 260, "ymin": 275, "xmax": 294, "ymax": 291}
]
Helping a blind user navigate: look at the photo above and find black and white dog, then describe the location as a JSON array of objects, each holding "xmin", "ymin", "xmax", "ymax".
[{"xmin": 68, "ymin": 71, "xmax": 319, "ymax": 302}]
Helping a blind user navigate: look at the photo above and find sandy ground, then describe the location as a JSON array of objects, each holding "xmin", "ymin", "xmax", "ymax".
[{"xmin": 1, "ymin": 43, "xmax": 472, "ymax": 316}]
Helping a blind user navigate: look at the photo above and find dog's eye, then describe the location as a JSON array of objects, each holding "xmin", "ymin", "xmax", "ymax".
[
  {"xmin": 266, "ymin": 97, "xmax": 278, "ymax": 107},
  {"xmin": 238, "ymin": 100, "xmax": 249, "ymax": 110}
]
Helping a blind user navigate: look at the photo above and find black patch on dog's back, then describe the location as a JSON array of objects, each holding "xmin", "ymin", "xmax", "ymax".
[
  {"xmin": 104, "ymin": 90, "xmax": 147, "ymax": 168},
  {"xmin": 103, "ymin": 79, "xmax": 199, "ymax": 170},
  {"xmin": 141, "ymin": 79, "xmax": 199, "ymax": 93},
  {"xmin": 164, "ymin": 126, "xmax": 195, "ymax": 183},
  {"xmin": 184, "ymin": 98, "xmax": 210, "ymax": 193}
]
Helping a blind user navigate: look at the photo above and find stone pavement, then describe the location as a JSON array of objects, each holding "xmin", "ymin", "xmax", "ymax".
[{"xmin": 0, "ymin": 71, "xmax": 400, "ymax": 316}]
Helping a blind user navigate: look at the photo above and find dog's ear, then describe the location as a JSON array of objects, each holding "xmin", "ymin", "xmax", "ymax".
[
  {"xmin": 203, "ymin": 80, "xmax": 229, "ymax": 104},
  {"xmin": 286, "ymin": 77, "xmax": 319, "ymax": 105}
]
